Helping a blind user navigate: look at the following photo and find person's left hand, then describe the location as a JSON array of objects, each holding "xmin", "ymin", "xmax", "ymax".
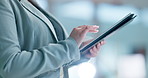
[{"xmin": 80, "ymin": 40, "xmax": 105, "ymax": 58}]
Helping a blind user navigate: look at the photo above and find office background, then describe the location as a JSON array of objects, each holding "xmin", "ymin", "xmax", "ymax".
[{"xmin": 34, "ymin": 0, "xmax": 148, "ymax": 78}]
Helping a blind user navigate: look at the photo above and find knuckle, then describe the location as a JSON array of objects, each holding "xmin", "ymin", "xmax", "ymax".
[
  {"xmin": 86, "ymin": 26, "xmax": 89, "ymax": 29},
  {"xmin": 73, "ymin": 28, "xmax": 77, "ymax": 30}
]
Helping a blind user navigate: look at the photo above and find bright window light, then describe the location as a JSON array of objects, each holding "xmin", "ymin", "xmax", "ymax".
[
  {"xmin": 118, "ymin": 54, "xmax": 146, "ymax": 78},
  {"xmin": 78, "ymin": 62, "xmax": 96, "ymax": 78}
]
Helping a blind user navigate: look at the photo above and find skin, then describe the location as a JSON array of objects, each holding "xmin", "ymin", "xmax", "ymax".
[{"xmin": 70, "ymin": 25, "xmax": 105, "ymax": 58}]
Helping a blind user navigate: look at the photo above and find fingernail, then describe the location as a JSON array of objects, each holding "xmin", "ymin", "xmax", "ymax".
[{"xmin": 94, "ymin": 30, "xmax": 99, "ymax": 33}]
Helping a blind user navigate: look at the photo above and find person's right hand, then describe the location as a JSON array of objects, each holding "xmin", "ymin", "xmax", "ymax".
[{"xmin": 70, "ymin": 25, "xmax": 99, "ymax": 47}]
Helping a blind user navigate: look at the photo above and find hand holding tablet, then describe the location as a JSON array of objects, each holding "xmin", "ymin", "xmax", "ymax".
[{"xmin": 80, "ymin": 13, "xmax": 137, "ymax": 53}]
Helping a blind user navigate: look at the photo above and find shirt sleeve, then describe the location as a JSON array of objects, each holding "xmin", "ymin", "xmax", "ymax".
[{"xmin": 0, "ymin": 1, "xmax": 80, "ymax": 78}]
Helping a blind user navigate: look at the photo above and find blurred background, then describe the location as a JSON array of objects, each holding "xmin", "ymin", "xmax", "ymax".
[{"xmin": 34, "ymin": 0, "xmax": 148, "ymax": 78}]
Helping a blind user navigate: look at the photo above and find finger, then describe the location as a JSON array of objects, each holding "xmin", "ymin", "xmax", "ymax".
[
  {"xmin": 96, "ymin": 43, "xmax": 101, "ymax": 50},
  {"xmin": 79, "ymin": 25, "xmax": 99, "ymax": 32},
  {"xmin": 78, "ymin": 25, "xmax": 99, "ymax": 29},
  {"xmin": 80, "ymin": 26, "xmax": 91, "ymax": 36},
  {"xmin": 85, "ymin": 48, "xmax": 98, "ymax": 58},
  {"xmin": 80, "ymin": 25, "xmax": 99, "ymax": 38},
  {"xmin": 91, "ymin": 46, "xmax": 98, "ymax": 55},
  {"xmin": 87, "ymin": 25, "xmax": 99, "ymax": 30},
  {"xmin": 77, "ymin": 25, "xmax": 87, "ymax": 28},
  {"xmin": 90, "ymin": 48, "xmax": 98, "ymax": 57},
  {"xmin": 85, "ymin": 49, "xmax": 95, "ymax": 58},
  {"xmin": 81, "ymin": 26, "xmax": 99, "ymax": 34},
  {"xmin": 74, "ymin": 25, "xmax": 86, "ymax": 31},
  {"xmin": 89, "ymin": 30, "xmax": 99, "ymax": 33},
  {"xmin": 100, "ymin": 40, "xmax": 106, "ymax": 45},
  {"xmin": 86, "ymin": 25, "xmax": 99, "ymax": 30},
  {"xmin": 77, "ymin": 25, "xmax": 88, "ymax": 31},
  {"xmin": 92, "ymin": 45, "xmax": 98, "ymax": 52},
  {"xmin": 88, "ymin": 26, "xmax": 99, "ymax": 33}
]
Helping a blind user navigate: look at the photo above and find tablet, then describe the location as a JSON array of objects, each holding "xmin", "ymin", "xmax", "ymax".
[{"xmin": 80, "ymin": 13, "xmax": 137, "ymax": 53}]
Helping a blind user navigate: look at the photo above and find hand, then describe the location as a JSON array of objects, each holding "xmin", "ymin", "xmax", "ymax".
[
  {"xmin": 70, "ymin": 25, "xmax": 99, "ymax": 47},
  {"xmin": 81, "ymin": 40, "xmax": 105, "ymax": 58}
]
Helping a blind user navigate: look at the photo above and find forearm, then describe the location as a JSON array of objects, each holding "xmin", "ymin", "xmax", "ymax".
[{"xmin": 0, "ymin": 37, "xmax": 80, "ymax": 78}]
